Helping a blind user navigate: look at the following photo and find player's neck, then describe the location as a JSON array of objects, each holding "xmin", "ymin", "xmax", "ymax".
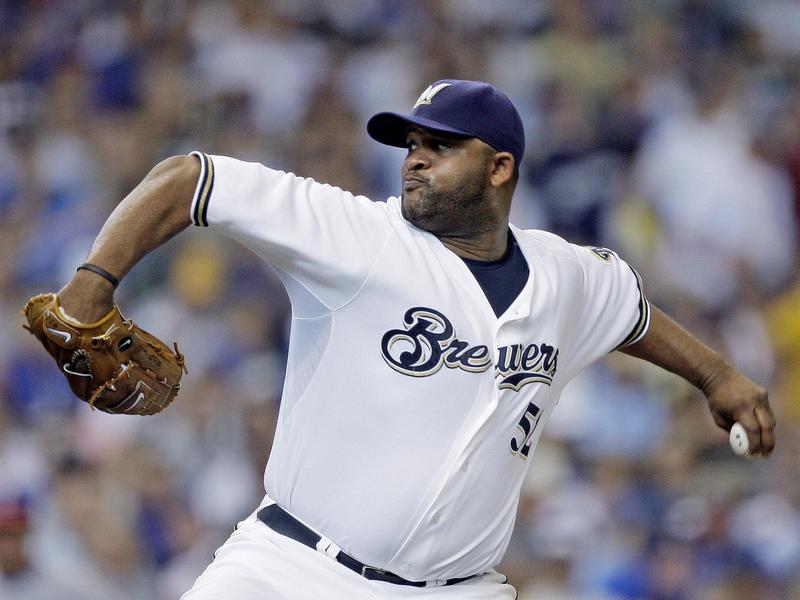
[{"xmin": 440, "ymin": 227, "xmax": 510, "ymax": 262}]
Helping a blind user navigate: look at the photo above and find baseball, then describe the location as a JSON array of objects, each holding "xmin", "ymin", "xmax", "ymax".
[{"xmin": 729, "ymin": 422, "xmax": 750, "ymax": 456}]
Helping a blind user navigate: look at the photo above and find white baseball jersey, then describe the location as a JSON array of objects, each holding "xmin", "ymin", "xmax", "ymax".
[{"xmin": 188, "ymin": 151, "xmax": 650, "ymax": 582}]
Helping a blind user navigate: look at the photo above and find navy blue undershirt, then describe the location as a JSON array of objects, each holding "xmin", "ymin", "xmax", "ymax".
[{"xmin": 461, "ymin": 231, "xmax": 530, "ymax": 318}]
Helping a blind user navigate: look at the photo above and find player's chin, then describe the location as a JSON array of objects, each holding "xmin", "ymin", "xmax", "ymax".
[
  {"xmin": 401, "ymin": 192, "xmax": 423, "ymax": 221},
  {"xmin": 401, "ymin": 194, "xmax": 428, "ymax": 220},
  {"xmin": 401, "ymin": 205, "xmax": 443, "ymax": 234}
]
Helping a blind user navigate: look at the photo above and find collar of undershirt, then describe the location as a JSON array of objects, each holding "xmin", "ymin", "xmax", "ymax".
[{"xmin": 459, "ymin": 230, "xmax": 517, "ymax": 269}]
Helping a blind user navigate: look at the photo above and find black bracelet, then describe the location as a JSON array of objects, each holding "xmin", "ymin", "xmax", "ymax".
[{"xmin": 77, "ymin": 263, "xmax": 120, "ymax": 289}]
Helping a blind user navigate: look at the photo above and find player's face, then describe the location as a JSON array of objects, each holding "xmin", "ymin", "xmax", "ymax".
[{"xmin": 400, "ymin": 128, "xmax": 496, "ymax": 236}]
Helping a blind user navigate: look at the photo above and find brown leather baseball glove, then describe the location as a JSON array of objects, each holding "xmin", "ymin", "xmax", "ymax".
[{"xmin": 22, "ymin": 293, "xmax": 187, "ymax": 415}]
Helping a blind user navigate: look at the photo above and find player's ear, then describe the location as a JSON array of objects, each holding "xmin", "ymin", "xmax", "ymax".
[{"xmin": 488, "ymin": 152, "xmax": 515, "ymax": 188}]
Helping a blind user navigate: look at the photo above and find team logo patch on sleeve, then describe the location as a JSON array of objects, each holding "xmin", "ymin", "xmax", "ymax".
[
  {"xmin": 587, "ymin": 246, "xmax": 616, "ymax": 263},
  {"xmin": 380, "ymin": 307, "xmax": 558, "ymax": 390}
]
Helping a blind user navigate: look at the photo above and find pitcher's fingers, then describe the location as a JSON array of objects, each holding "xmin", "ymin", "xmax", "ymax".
[
  {"xmin": 754, "ymin": 404, "xmax": 776, "ymax": 455},
  {"xmin": 736, "ymin": 411, "xmax": 762, "ymax": 456}
]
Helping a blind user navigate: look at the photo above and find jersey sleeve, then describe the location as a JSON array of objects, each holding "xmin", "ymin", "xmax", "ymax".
[
  {"xmin": 562, "ymin": 245, "xmax": 651, "ymax": 380},
  {"xmin": 188, "ymin": 151, "xmax": 396, "ymax": 311}
]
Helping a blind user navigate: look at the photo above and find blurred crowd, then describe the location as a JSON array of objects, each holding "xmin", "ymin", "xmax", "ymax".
[{"xmin": 1, "ymin": 0, "xmax": 800, "ymax": 598}]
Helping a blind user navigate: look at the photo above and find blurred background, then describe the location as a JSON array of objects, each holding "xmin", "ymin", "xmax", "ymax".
[{"xmin": 1, "ymin": 0, "xmax": 799, "ymax": 598}]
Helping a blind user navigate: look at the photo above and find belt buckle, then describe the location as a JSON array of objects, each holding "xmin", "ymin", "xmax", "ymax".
[
  {"xmin": 361, "ymin": 565, "xmax": 396, "ymax": 579},
  {"xmin": 361, "ymin": 565, "xmax": 381, "ymax": 577},
  {"xmin": 361, "ymin": 566, "xmax": 425, "ymax": 587}
]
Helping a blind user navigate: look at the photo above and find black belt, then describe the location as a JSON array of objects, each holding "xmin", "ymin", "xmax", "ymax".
[{"xmin": 256, "ymin": 504, "xmax": 475, "ymax": 588}]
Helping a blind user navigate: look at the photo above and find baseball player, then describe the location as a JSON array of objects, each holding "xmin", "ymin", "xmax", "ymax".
[{"xmin": 49, "ymin": 80, "xmax": 774, "ymax": 599}]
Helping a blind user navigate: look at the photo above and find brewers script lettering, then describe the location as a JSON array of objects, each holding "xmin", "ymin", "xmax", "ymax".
[{"xmin": 380, "ymin": 307, "xmax": 558, "ymax": 390}]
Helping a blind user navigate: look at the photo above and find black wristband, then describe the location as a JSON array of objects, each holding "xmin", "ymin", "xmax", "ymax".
[{"xmin": 77, "ymin": 263, "xmax": 120, "ymax": 289}]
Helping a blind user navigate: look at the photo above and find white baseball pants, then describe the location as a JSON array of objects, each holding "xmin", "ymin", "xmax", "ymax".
[{"xmin": 181, "ymin": 509, "xmax": 516, "ymax": 600}]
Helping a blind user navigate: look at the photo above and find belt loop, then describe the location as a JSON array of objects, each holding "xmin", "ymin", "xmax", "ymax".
[{"xmin": 315, "ymin": 536, "xmax": 341, "ymax": 560}]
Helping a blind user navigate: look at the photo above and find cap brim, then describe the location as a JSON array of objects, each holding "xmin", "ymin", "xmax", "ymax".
[{"xmin": 367, "ymin": 112, "xmax": 472, "ymax": 148}]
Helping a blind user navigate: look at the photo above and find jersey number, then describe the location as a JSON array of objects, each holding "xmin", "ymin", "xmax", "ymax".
[{"xmin": 510, "ymin": 402, "xmax": 542, "ymax": 459}]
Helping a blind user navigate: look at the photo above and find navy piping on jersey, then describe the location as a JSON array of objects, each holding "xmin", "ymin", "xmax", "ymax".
[
  {"xmin": 616, "ymin": 264, "xmax": 651, "ymax": 349},
  {"xmin": 461, "ymin": 231, "xmax": 529, "ymax": 318},
  {"xmin": 190, "ymin": 151, "xmax": 214, "ymax": 227}
]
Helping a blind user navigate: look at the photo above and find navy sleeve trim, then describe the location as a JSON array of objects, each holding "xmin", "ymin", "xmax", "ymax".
[
  {"xmin": 189, "ymin": 151, "xmax": 214, "ymax": 227},
  {"xmin": 616, "ymin": 265, "xmax": 651, "ymax": 349}
]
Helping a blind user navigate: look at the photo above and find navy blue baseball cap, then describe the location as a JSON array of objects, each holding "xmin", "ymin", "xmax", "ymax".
[{"xmin": 367, "ymin": 79, "xmax": 525, "ymax": 167}]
